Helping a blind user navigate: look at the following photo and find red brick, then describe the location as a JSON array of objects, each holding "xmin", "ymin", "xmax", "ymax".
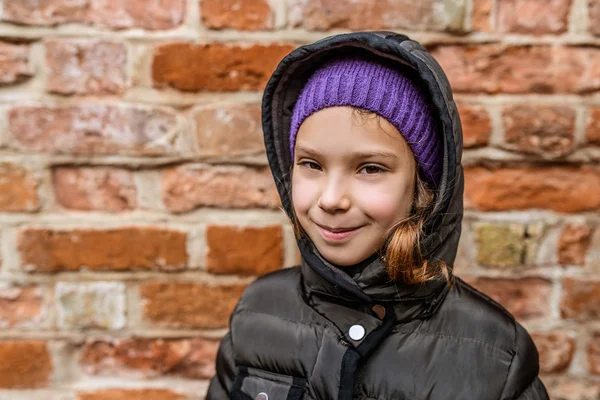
[
  {"xmin": 191, "ymin": 103, "xmax": 264, "ymax": 156},
  {"xmin": 201, "ymin": 0, "xmax": 274, "ymax": 30},
  {"xmin": 18, "ymin": 227, "xmax": 187, "ymax": 272},
  {"xmin": 464, "ymin": 166, "xmax": 600, "ymax": 213},
  {"xmin": 472, "ymin": 0, "xmax": 493, "ymax": 31},
  {"xmin": 560, "ymin": 277, "xmax": 600, "ymax": 320},
  {"xmin": 152, "ymin": 43, "xmax": 294, "ymax": 91},
  {"xmin": 429, "ymin": 44, "xmax": 600, "ymax": 94},
  {"xmin": 162, "ymin": 165, "xmax": 279, "ymax": 213},
  {"xmin": 558, "ymin": 224, "xmax": 594, "ymax": 266},
  {"xmin": 3, "ymin": 0, "xmax": 185, "ymax": 30},
  {"xmin": 140, "ymin": 282, "xmax": 246, "ymax": 328},
  {"xmin": 0, "ymin": 42, "xmax": 33, "ymax": 85},
  {"xmin": 77, "ymin": 389, "xmax": 187, "ymax": 400},
  {"xmin": 45, "ymin": 40, "xmax": 127, "ymax": 95},
  {"xmin": 501, "ymin": 105, "xmax": 576, "ymax": 157},
  {"xmin": 53, "ymin": 167, "xmax": 137, "ymax": 212},
  {"xmin": 464, "ymin": 277, "xmax": 552, "ymax": 320},
  {"xmin": 590, "ymin": 0, "xmax": 600, "ymax": 36},
  {"xmin": 206, "ymin": 225, "xmax": 283, "ymax": 276},
  {"xmin": 497, "ymin": 0, "xmax": 572, "ymax": 34},
  {"xmin": 8, "ymin": 105, "xmax": 180, "ymax": 155},
  {"xmin": 80, "ymin": 337, "xmax": 218, "ymax": 379},
  {"xmin": 586, "ymin": 108, "xmax": 600, "ymax": 145},
  {"xmin": 531, "ymin": 332, "xmax": 575, "ymax": 373},
  {"xmin": 457, "ymin": 104, "xmax": 491, "ymax": 148},
  {"xmin": 290, "ymin": 0, "xmax": 466, "ymax": 31},
  {"xmin": 0, "ymin": 285, "xmax": 43, "ymax": 327},
  {"xmin": 0, "ymin": 162, "xmax": 40, "ymax": 212},
  {"xmin": 0, "ymin": 341, "xmax": 52, "ymax": 388},
  {"xmin": 589, "ymin": 332, "xmax": 600, "ymax": 375}
]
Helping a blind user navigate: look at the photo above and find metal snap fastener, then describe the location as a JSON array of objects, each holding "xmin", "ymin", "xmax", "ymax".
[
  {"xmin": 372, "ymin": 304, "xmax": 386, "ymax": 319},
  {"xmin": 256, "ymin": 393, "xmax": 268, "ymax": 400},
  {"xmin": 349, "ymin": 324, "xmax": 366, "ymax": 341}
]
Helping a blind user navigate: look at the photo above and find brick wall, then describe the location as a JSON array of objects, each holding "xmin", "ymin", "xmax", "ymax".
[{"xmin": 0, "ymin": 0, "xmax": 598, "ymax": 399}]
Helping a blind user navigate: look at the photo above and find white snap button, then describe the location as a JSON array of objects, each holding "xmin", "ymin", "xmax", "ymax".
[
  {"xmin": 256, "ymin": 393, "xmax": 268, "ymax": 400},
  {"xmin": 349, "ymin": 324, "xmax": 366, "ymax": 341}
]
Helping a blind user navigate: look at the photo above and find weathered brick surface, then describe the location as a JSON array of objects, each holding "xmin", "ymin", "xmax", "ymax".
[
  {"xmin": 430, "ymin": 45, "xmax": 600, "ymax": 94},
  {"xmin": 474, "ymin": 223, "xmax": 542, "ymax": 268},
  {"xmin": 18, "ymin": 227, "xmax": 188, "ymax": 272},
  {"xmin": 464, "ymin": 166, "xmax": 600, "ymax": 212},
  {"xmin": 501, "ymin": 105, "xmax": 576, "ymax": 157},
  {"xmin": 206, "ymin": 225, "xmax": 284, "ymax": 275},
  {"xmin": 77, "ymin": 389, "xmax": 187, "ymax": 400},
  {"xmin": 497, "ymin": 0, "xmax": 572, "ymax": 34},
  {"xmin": 586, "ymin": 108, "xmax": 600, "ymax": 145},
  {"xmin": 290, "ymin": 0, "xmax": 466, "ymax": 31},
  {"xmin": 45, "ymin": 40, "xmax": 127, "ymax": 95},
  {"xmin": 558, "ymin": 224, "xmax": 594, "ymax": 266},
  {"xmin": 463, "ymin": 277, "xmax": 552, "ymax": 320},
  {"xmin": 0, "ymin": 341, "xmax": 52, "ymax": 388},
  {"xmin": 0, "ymin": 42, "xmax": 33, "ymax": 85},
  {"xmin": 53, "ymin": 167, "xmax": 137, "ymax": 212},
  {"xmin": 8, "ymin": 106, "xmax": 180, "ymax": 155},
  {"xmin": 561, "ymin": 278, "xmax": 600, "ymax": 320},
  {"xmin": 55, "ymin": 282, "xmax": 126, "ymax": 329},
  {"xmin": 457, "ymin": 104, "xmax": 491, "ymax": 148},
  {"xmin": 532, "ymin": 332, "xmax": 575, "ymax": 373},
  {"xmin": 3, "ymin": 0, "xmax": 186, "ymax": 30},
  {"xmin": 0, "ymin": 0, "xmax": 598, "ymax": 392},
  {"xmin": 191, "ymin": 103, "xmax": 264, "ymax": 156},
  {"xmin": 201, "ymin": 0, "xmax": 274, "ymax": 30},
  {"xmin": 80, "ymin": 337, "xmax": 218, "ymax": 379},
  {"xmin": 140, "ymin": 282, "xmax": 246, "ymax": 328},
  {"xmin": 152, "ymin": 43, "xmax": 294, "ymax": 91},
  {"xmin": 162, "ymin": 165, "xmax": 279, "ymax": 212},
  {"xmin": 0, "ymin": 163, "xmax": 40, "ymax": 212},
  {"xmin": 0, "ymin": 285, "xmax": 44, "ymax": 327}
]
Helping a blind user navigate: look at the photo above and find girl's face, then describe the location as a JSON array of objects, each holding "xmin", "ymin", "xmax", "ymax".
[{"xmin": 292, "ymin": 106, "xmax": 417, "ymax": 266}]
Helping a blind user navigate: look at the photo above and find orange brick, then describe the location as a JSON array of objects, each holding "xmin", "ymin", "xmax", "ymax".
[
  {"xmin": 464, "ymin": 166, "xmax": 600, "ymax": 213},
  {"xmin": 206, "ymin": 225, "xmax": 283, "ymax": 276},
  {"xmin": 0, "ymin": 341, "xmax": 52, "ymax": 388},
  {"xmin": 18, "ymin": 227, "xmax": 187, "ymax": 272},
  {"xmin": 77, "ymin": 389, "xmax": 187, "ymax": 400},
  {"xmin": 140, "ymin": 282, "xmax": 246, "ymax": 328},
  {"xmin": 152, "ymin": 43, "xmax": 294, "ymax": 91},
  {"xmin": 200, "ymin": 0, "xmax": 274, "ymax": 30},
  {"xmin": 0, "ymin": 42, "xmax": 32, "ymax": 85}
]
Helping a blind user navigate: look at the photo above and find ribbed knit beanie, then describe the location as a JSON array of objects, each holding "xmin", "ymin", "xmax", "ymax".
[{"xmin": 289, "ymin": 57, "xmax": 442, "ymax": 188}]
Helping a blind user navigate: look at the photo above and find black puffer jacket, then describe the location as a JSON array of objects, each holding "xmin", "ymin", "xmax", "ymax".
[{"xmin": 207, "ymin": 32, "xmax": 549, "ymax": 400}]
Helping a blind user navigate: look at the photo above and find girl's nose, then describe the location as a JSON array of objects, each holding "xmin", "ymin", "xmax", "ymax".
[{"xmin": 317, "ymin": 177, "xmax": 350, "ymax": 213}]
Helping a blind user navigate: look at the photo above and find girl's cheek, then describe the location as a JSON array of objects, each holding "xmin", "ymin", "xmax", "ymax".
[{"xmin": 291, "ymin": 176, "xmax": 315, "ymax": 212}]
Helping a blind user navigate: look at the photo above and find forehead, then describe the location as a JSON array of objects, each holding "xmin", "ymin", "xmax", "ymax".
[{"xmin": 295, "ymin": 106, "xmax": 411, "ymax": 156}]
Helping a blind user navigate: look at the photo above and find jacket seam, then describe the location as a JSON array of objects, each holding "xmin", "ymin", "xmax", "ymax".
[
  {"xmin": 392, "ymin": 328, "xmax": 512, "ymax": 354},
  {"xmin": 499, "ymin": 321, "xmax": 519, "ymax": 400},
  {"xmin": 234, "ymin": 308, "xmax": 332, "ymax": 331}
]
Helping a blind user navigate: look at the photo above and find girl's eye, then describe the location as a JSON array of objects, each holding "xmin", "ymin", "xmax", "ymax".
[
  {"xmin": 299, "ymin": 161, "xmax": 322, "ymax": 171},
  {"xmin": 359, "ymin": 165, "xmax": 384, "ymax": 174}
]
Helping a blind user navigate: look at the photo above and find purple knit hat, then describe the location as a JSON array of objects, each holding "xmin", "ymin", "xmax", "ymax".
[{"xmin": 289, "ymin": 57, "xmax": 442, "ymax": 188}]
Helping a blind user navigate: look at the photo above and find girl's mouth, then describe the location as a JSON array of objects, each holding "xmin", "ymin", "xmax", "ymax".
[{"xmin": 315, "ymin": 223, "xmax": 363, "ymax": 242}]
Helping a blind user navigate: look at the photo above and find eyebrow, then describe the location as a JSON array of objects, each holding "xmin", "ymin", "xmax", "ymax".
[{"xmin": 294, "ymin": 145, "xmax": 398, "ymax": 160}]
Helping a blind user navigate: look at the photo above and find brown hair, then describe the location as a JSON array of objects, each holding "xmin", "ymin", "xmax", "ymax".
[{"xmin": 289, "ymin": 108, "xmax": 452, "ymax": 286}]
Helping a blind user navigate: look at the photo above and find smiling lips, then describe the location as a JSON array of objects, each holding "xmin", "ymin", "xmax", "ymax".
[{"xmin": 315, "ymin": 223, "xmax": 363, "ymax": 241}]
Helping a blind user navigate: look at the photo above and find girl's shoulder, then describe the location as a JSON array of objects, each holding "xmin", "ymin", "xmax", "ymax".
[{"xmin": 427, "ymin": 276, "xmax": 534, "ymax": 355}]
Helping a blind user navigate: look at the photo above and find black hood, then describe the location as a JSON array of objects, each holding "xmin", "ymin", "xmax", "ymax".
[{"xmin": 261, "ymin": 32, "xmax": 464, "ymax": 304}]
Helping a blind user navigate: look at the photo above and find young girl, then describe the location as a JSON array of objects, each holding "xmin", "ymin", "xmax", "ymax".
[{"xmin": 207, "ymin": 32, "xmax": 549, "ymax": 400}]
